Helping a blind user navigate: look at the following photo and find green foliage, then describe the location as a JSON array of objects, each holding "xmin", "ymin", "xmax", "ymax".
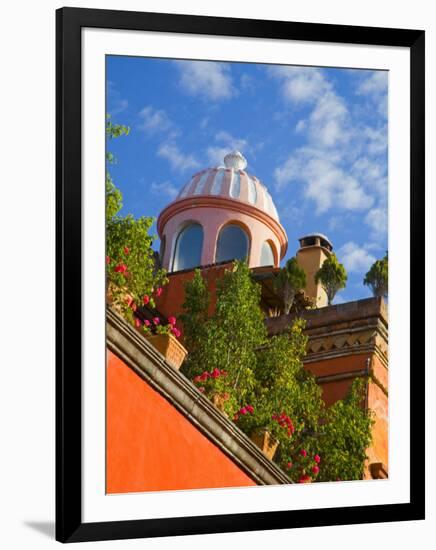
[
  {"xmin": 364, "ymin": 253, "xmax": 388, "ymax": 298},
  {"xmin": 179, "ymin": 269, "xmax": 211, "ymax": 379},
  {"xmin": 181, "ymin": 260, "xmax": 373, "ymax": 482},
  {"xmin": 274, "ymin": 257, "xmax": 307, "ymax": 314},
  {"xmin": 316, "ymin": 378, "xmax": 374, "ymax": 481},
  {"xmin": 315, "ymin": 253, "xmax": 347, "ymax": 305},
  {"xmin": 105, "ymin": 114, "xmax": 167, "ymax": 313}
]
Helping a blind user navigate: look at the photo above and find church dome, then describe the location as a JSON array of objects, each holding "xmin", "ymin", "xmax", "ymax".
[
  {"xmin": 176, "ymin": 151, "xmax": 280, "ymax": 222},
  {"xmin": 157, "ymin": 151, "xmax": 287, "ymax": 272}
]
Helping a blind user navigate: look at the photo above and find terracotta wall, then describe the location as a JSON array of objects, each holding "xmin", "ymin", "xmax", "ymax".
[{"xmin": 106, "ymin": 350, "xmax": 256, "ymax": 493}]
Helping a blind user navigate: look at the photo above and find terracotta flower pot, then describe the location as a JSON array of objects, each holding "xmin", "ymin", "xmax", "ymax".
[
  {"xmin": 145, "ymin": 333, "xmax": 188, "ymax": 370},
  {"xmin": 250, "ymin": 428, "xmax": 279, "ymax": 460}
]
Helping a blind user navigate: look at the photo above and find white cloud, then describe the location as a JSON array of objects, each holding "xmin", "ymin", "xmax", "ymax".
[
  {"xmin": 275, "ymin": 150, "xmax": 373, "ymax": 214},
  {"xmin": 138, "ymin": 106, "xmax": 173, "ymax": 134},
  {"xmin": 158, "ymin": 142, "xmax": 200, "ymax": 172},
  {"xmin": 357, "ymin": 71, "xmax": 388, "ymax": 119},
  {"xmin": 365, "ymin": 206, "xmax": 388, "ymax": 238},
  {"xmin": 338, "ymin": 241, "xmax": 376, "ymax": 273},
  {"xmin": 150, "ymin": 181, "xmax": 179, "ymax": 200},
  {"xmin": 206, "ymin": 131, "xmax": 249, "ymax": 166},
  {"xmin": 268, "ymin": 66, "xmax": 330, "ymax": 104},
  {"xmin": 107, "ymin": 81, "xmax": 129, "ymax": 116},
  {"xmin": 174, "ymin": 60, "xmax": 235, "ymax": 100}
]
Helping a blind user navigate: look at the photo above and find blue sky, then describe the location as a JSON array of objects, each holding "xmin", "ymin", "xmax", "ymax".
[{"xmin": 106, "ymin": 56, "xmax": 388, "ymax": 303}]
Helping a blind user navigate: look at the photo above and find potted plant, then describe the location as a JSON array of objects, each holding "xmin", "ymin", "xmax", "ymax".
[
  {"xmin": 138, "ymin": 315, "xmax": 188, "ymax": 370},
  {"xmin": 191, "ymin": 368, "xmax": 232, "ymax": 413}
]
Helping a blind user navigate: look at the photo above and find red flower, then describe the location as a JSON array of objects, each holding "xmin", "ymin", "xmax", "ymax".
[
  {"xmin": 172, "ymin": 327, "xmax": 181, "ymax": 338},
  {"xmin": 134, "ymin": 318, "xmax": 141, "ymax": 328},
  {"xmin": 155, "ymin": 287, "xmax": 163, "ymax": 297},
  {"xmin": 105, "ymin": 255, "xmax": 111, "ymax": 265},
  {"xmin": 300, "ymin": 449, "xmax": 307, "ymax": 457},
  {"xmin": 312, "ymin": 466, "xmax": 320, "ymax": 474},
  {"xmin": 168, "ymin": 316, "xmax": 177, "ymax": 325},
  {"xmin": 198, "ymin": 387, "xmax": 205, "ymax": 393},
  {"xmin": 314, "ymin": 454, "xmax": 321, "ymax": 464},
  {"xmin": 286, "ymin": 462, "xmax": 293, "ymax": 469},
  {"xmin": 153, "ymin": 317, "xmax": 160, "ymax": 325},
  {"xmin": 144, "ymin": 320, "xmax": 151, "ymax": 327},
  {"xmin": 114, "ymin": 263, "xmax": 127, "ymax": 273},
  {"xmin": 239, "ymin": 407, "xmax": 248, "ymax": 415},
  {"xmin": 123, "ymin": 246, "xmax": 129, "ymax": 255},
  {"xmin": 193, "ymin": 375, "xmax": 201, "ymax": 383},
  {"xmin": 246, "ymin": 405, "xmax": 254, "ymax": 414},
  {"xmin": 299, "ymin": 475, "xmax": 311, "ymax": 483},
  {"xmin": 199, "ymin": 372, "xmax": 210, "ymax": 381},
  {"xmin": 211, "ymin": 368, "xmax": 221, "ymax": 379},
  {"xmin": 143, "ymin": 295, "xmax": 150, "ymax": 305}
]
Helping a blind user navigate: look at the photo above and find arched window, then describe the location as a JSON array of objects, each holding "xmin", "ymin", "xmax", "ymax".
[
  {"xmin": 172, "ymin": 223, "xmax": 203, "ymax": 271},
  {"xmin": 216, "ymin": 224, "xmax": 249, "ymax": 263},
  {"xmin": 159, "ymin": 235, "xmax": 166, "ymax": 264},
  {"xmin": 260, "ymin": 241, "xmax": 275, "ymax": 267}
]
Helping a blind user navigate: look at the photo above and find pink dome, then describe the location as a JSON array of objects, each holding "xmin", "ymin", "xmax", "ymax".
[
  {"xmin": 157, "ymin": 151, "xmax": 287, "ymax": 272},
  {"xmin": 176, "ymin": 151, "xmax": 280, "ymax": 222}
]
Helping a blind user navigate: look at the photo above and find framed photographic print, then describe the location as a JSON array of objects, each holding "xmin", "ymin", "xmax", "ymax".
[{"xmin": 56, "ymin": 7, "xmax": 425, "ymax": 543}]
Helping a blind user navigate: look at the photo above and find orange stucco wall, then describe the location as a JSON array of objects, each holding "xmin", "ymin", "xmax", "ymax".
[
  {"xmin": 305, "ymin": 352, "xmax": 388, "ymax": 477},
  {"xmin": 106, "ymin": 350, "xmax": 256, "ymax": 493}
]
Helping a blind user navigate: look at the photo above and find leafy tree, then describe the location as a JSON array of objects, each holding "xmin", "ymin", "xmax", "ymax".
[
  {"xmin": 316, "ymin": 378, "xmax": 374, "ymax": 482},
  {"xmin": 179, "ymin": 269, "xmax": 211, "ymax": 380},
  {"xmin": 274, "ymin": 257, "xmax": 307, "ymax": 314},
  {"xmin": 315, "ymin": 253, "xmax": 347, "ymax": 305},
  {"xmin": 105, "ymin": 115, "xmax": 167, "ymax": 315},
  {"xmin": 364, "ymin": 253, "xmax": 388, "ymax": 298}
]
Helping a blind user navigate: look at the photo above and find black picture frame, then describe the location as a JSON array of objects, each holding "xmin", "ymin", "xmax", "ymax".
[{"xmin": 56, "ymin": 6, "xmax": 425, "ymax": 543}]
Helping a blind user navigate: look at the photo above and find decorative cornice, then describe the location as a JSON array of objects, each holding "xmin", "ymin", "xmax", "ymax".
[
  {"xmin": 266, "ymin": 298, "xmax": 389, "ymax": 369},
  {"xmin": 106, "ymin": 307, "xmax": 291, "ymax": 486},
  {"xmin": 157, "ymin": 195, "xmax": 288, "ymax": 258}
]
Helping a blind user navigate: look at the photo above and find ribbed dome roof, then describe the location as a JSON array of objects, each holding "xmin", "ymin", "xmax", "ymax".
[{"xmin": 176, "ymin": 151, "xmax": 280, "ymax": 222}]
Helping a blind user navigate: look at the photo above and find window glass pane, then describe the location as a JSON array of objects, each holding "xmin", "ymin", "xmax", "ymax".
[
  {"xmin": 216, "ymin": 225, "xmax": 248, "ymax": 263},
  {"xmin": 260, "ymin": 241, "xmax": 275, "ymax": 266},
  {"xmin": 172, "ymin": 224, "xmax": 203, "ymax": 271}
]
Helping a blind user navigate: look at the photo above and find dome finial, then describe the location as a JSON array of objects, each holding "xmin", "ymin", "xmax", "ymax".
[{"xmin": 224, "ymin": 150, "xmax": 247, "ymax": 170}]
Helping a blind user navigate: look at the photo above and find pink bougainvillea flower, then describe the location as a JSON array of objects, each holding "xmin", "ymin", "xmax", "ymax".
[
  {"xmin": 299, "ymin": 475, "xmax": 311, "ymax": 483},
  {"xmin": 155, "ymin": 287, "xmax": 163, "ymax": 297},
  {"xmin": 172, "ymin": 327, "xmax": 181, "ymax": 338},
  {"xmin": 312, "ymin": 466, "xmax": 320, "ymax": 474},
  {"xmin": 144, "ymin": 320, "xmax": 151, "ymax": 327},
  {"xmin": 168, "ymin": 316, "xmax": 176, "ymax": 325},
  {"xmin": 193, "ymin": 375, "xmax": 201, "ymax": 383},
  {"xmin": 198, "ymin": 387, "xmax": 205, "ymax": 393},
  {"xmin": 199, "ymin": 372, "xmax": 209, "ymax": 381},
  {"xmin": 123, "ymin": 246, "xmax": 129, "ymax": 255},
  {"xmin": 246, "ymin": 405, "xmax": 254, "ymax": 414},
  {"xmin": 134, "ymin": 318, "xmax": 141, "ymax": 328},
  {"xmin": 153, "ymin": 317, "xmax": 160, "ymax": 325},
  {"xmin": 114, "ymin": 263, "xmax": 127, "ymax": 273},
  {"xmin": 286, "ymin": 462, "xmax": 293, "ymax": 469},
  {"xmin": 105, "ymin": 255, "xmax": 111, "ymax": 265},
  {"xmin": 314, "ymin": 454, "xmax": 321, "ymax": 464},
  {"xmin": 239, "ymin": 407, "xmax": 248, "ymax": 415},
  {"xmin": 211, "ymin": 368, "xmax": 221, "ymax": 379},
  {"xmin": 300, "ymin": 449, "xmax": 307, "ymax": 457},
  {"xmin": 143, "ymin": 295, "xmax": 150, "ymax": 305}
]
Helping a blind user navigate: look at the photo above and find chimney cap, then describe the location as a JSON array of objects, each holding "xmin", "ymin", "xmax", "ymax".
[{"xmin": 298, "ymin": 233, "xmax": 333, "ymax": 250}]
